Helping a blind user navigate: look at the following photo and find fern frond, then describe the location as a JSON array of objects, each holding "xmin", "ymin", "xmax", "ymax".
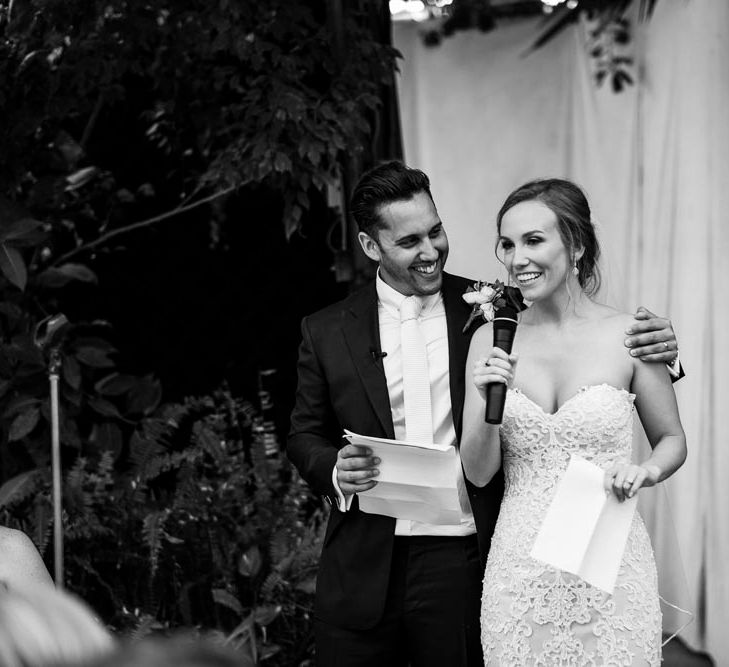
[
  {"xmin": 260, "ymin": 571, "xmax": 284, "ymax": 600},
  {"xmin": 129, "ymin": 613, "xmax": 158, "ymax": 641},
  {"xmin": 142, "ymin": 508, "xmax": 171, "ymax": 577},
  {"xmin": 269, "ymin": 529, "xmax": 290, "ymax": 567}
]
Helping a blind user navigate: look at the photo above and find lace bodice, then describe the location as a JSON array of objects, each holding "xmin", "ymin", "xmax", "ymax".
[
  {"xmin": 504, "ymin": 383, "xmax": 634, "ymax": 470},
  {"xmin": 480, "ymin": 383, "xmax": 661, "ymax": 666},
  {"xmin": 498, "ymin": 384, "xmax": 633, "ymax": 543}
]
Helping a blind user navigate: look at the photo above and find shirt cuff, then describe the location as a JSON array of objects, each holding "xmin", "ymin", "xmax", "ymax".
[
  {"xmin": 667, "ymin": 351, "xmax": 681, "ymax": 378},
  {"xmin": 331, "ymin": 465, "xmax": 354, "ymax": 512}
]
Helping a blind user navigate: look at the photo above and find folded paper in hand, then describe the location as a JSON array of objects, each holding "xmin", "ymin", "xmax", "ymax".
[
  {"xmin": 343, "ymin": 430, "xmax": 461, "ymax": 525},
  {"xmin": 530, "ymin": 454, "xmax": 638, "ymax": 594}
]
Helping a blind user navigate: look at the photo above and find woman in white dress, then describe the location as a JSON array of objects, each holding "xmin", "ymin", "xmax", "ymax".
[{"xmin": 460, "ymin": 179, "xmax": 687, "ymax": 666}]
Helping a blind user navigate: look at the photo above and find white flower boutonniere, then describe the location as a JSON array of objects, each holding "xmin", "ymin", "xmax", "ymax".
[{"xmin": 462, "ymin": 279, "xmax": 526, "ymax": 333}]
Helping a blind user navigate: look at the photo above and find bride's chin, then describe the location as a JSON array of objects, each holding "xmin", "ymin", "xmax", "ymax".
[
  {"xmin": 519, "ymin": 284, "xmax": 541, "ymax": 298},
  {"xmin": 520, "ymin": 286, "xmax": 554, "ymax": 303}
]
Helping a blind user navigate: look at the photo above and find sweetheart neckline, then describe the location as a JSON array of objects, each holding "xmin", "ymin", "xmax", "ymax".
[{"xmin": 509, "ymin": 383, "xmax": 634, "ymax": 417}]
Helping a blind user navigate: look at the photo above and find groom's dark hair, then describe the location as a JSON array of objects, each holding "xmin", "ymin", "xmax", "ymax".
[{"xmin": 350, "ymin": 160, "xmax": 434, "ymax": 239}]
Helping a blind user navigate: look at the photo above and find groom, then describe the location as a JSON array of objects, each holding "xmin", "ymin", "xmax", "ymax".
[{"xmin": 287, "ymin": 161, "xmax": 680, "ymax": 667}]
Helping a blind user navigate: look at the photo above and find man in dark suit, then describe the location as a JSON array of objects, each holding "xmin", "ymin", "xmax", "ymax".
[{"xmin": 287, "ymin": 161, "xmax": 680, "ymax": 667}]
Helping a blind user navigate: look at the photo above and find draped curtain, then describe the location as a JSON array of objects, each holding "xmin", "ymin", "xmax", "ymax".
[{"xmin": 394, "ymin": 0, "xmax": 729, "ymax": 657}]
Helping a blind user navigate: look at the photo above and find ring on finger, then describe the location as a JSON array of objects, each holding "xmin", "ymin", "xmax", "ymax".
[{"xmin": 663, "ymin": 342, "xmax": 669, "ymax": 350}]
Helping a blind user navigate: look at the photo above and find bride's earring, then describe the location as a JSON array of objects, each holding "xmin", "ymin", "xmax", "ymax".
[{"xmin": 572, "ymin": 261, "xmax": 579, "ymax": 277}]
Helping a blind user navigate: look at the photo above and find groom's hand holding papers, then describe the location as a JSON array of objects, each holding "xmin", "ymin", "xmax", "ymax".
[{"xmin": 335, "ymin": 444, "xmax": 380, "ymax": 496}]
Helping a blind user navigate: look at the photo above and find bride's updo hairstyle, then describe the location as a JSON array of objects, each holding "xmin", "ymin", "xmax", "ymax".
[{"xmin": 496, "ymin": 178, "xmax": 602, "ymax": 296}]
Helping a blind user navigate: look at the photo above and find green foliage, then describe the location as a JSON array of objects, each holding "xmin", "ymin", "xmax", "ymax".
[
  {"xmin": 0, "ymin": 386, "xmax": 324, "ymax": 666},
  {"xmin": 0, "ymin": 0, "xmax": 399, "ymax": 241}
]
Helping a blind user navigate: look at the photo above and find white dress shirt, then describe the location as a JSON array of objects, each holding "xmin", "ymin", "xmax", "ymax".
[{"xmin": 333, "ymin": 272, "xmax": 475, "ymax": 536}]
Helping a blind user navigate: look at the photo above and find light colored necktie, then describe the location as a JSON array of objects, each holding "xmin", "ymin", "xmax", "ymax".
[{"xmin": 399, "ymin": 296, "xmax": 433, "ymax": 444}]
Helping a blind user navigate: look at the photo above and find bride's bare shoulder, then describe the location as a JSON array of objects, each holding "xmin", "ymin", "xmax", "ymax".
[
  {"xmin": 591, "ymin": 304, "xmax": 633, "ymax": 327},
  {"xmin": 576, "ymin": 305, "xmax": 633, "ymax": 346}
]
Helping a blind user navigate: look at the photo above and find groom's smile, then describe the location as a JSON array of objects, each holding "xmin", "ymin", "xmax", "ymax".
[{"xmin": 413, "ymin": 261, "xmax": 438, "ymax": 275}]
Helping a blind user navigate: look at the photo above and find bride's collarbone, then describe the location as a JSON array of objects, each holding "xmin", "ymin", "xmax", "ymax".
[
  {"xmin": 514, "ymin": 321, "xmax": 626, "ymax": 356},
  {"xmin": 515, "ymin": 347, "xmax": 630, "ymax": 381}
]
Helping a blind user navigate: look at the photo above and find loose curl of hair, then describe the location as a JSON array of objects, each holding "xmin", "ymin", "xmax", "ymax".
[{"xmin": 496, "ymin": 178, "xmax": 602, "ymax": 296}]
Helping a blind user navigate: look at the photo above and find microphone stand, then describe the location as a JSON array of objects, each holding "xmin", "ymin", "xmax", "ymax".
[
  {"xmin": 48, "ymin": 345, "xmax": 64, "ymax": 590},
  {"xmin": 34, "ymin": 314, "xmax": 70, "ymax": 590}
]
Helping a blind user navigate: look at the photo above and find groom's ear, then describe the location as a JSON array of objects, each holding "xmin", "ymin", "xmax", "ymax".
[{"xmin": 358, "ymin": 231, "xmax": 382, "ymax": 263}]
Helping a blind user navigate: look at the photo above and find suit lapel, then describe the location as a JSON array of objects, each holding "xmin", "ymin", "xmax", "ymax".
[
  {"xmin": 341, "ymin": 283, "xmax": 395, "ymax": 439},
  {"xmin": 442, "ymin": 273, "xmax": 474, "ymax": 440}
]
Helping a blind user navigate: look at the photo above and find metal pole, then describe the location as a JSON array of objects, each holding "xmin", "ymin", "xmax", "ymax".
[
  {"xmin": 49, "ymin": 348, "xmax": 64, "ymax": 590},
  {"xmin": 32, "ymin": 314, "xmax": 69, "ymax": 590}
]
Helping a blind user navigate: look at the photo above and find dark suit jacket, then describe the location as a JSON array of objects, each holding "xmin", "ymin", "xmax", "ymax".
[{"xmin": 287, "ymin": 272, "xmax": 504, "ymax": 630}]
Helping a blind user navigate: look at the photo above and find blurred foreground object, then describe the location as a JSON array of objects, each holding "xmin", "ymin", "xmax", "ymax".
[
  {"xmin": 0, "ymin": 581, "xmax": 115, "ymax": 667},
  {"xmin": 82, "ymin": 635, "xmax": 244, "ymax": 667},
  {"xmin": 0, "ymin": 527, "xmax": 53, "ymax": 588}
]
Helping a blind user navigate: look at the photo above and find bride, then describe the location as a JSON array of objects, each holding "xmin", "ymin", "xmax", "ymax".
[{"xmin": 461, "ymin": 178, "xmax": 687, "ymax": 666}]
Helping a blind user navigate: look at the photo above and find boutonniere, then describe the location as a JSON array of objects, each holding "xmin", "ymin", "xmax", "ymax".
[{"xmin": 462, "ymin": 280, "xmax": 526, "ymax": 333}]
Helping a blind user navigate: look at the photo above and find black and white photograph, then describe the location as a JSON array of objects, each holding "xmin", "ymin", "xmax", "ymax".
[{"xmin": 0, "ymin": 1, "xmax": 725, "ymax": 666}]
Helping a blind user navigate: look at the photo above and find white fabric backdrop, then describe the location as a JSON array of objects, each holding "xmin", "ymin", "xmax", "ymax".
[{"xmin": 395, "ymin": 1, "xmax": 729, "ymax": 658}]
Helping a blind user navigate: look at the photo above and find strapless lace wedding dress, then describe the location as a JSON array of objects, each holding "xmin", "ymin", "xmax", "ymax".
[{"xmin": 480, "ymin": 384, "xmax": 661, "ymax": 666}]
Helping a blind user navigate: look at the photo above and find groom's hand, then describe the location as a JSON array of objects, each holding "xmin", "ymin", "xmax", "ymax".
[
  {"xmin": 625, "ymin": 306, "xmax": 679, "ymax": 363},
  {"xmin": 336, "ymin": 444, "xmax": 380, "ymax": 496}
]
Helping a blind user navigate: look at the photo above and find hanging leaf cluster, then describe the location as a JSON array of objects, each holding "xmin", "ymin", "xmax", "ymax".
[{"xmin": 418, "ymin": 0, "xmax": 661, "ymax": 92}]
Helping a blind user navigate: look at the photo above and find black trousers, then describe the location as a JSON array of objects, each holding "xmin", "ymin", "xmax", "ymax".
[{"xmin": 315, "ymin": 534, "xmax": 484, "ymax": 667}]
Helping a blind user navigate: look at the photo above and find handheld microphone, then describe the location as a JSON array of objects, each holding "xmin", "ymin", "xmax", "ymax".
[{"xmin": 485, "ymin": 305, "xmax": 518, "ymax": 425}]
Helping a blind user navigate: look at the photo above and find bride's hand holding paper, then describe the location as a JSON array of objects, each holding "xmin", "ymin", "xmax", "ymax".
[
  {"xmin": 531, "ymin": 455, "xmax": 639, "ymax": 594},
  {"xmin": 605, "ymin": 461, "xmax": 661, "ymax": 501}
]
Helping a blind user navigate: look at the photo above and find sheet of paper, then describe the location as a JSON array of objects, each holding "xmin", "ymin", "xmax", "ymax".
[
  {"xmin": 343, "ymin": 429, "xmax": 461, "ymax": 525},
  {"xmin": 530, "ymin": 455, "xmax": 637, "ymax": 594}
]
